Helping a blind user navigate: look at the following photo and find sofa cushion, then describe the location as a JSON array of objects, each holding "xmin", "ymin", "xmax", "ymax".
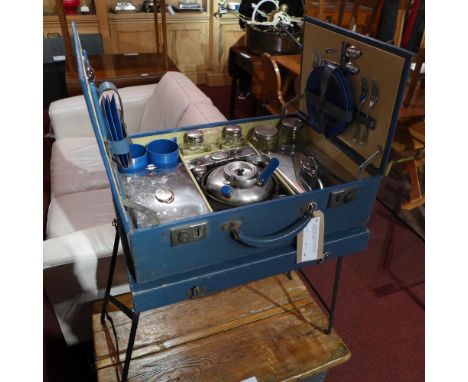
[
  {"xmin": 50, "ymin": 83, "xmax": 156, "ymax": 139},
  {"xmin": 44, "ymin": 223, "xmax": 129, "ymax": 345},
  {"xmin": 177, "ymin": 102, "xmax": 227, "ymax": 127},
  {"xmin": 51, "ymin": 137, "xmax": 108, "ymax": 197},
  {"xmin": 47, "ymin": 188, "xmax": 115, "ymax": 239},
  {"xmin": 139, "ymin": 72, "xmax": 212, "ymax": 133}
]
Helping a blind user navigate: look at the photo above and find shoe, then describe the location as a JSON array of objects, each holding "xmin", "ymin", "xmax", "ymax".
[{"xmin": 238, "ymin": 91, "xmax": 251, "ymax": 100}]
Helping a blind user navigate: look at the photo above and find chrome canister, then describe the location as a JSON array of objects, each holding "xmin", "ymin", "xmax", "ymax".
[
  {"xmin": 217, "ymin": 124, "xmax": 246, "ymax": 149},
  {"xmin": 278, "ymin": 117, "xmax": 305, "ymax": 154},
  {"xmin": 248, "ymin": 124, "xmax": 279, "ymax": 153},
  {"xmin": 182, "ymin": 129, "xmax": 211, "ymax": 155}
]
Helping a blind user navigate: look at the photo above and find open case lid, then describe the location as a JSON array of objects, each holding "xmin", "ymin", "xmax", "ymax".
[
  {"xmin": 71, "ymin": 22, "xmax": 133, "ymax": 234},
  {"xmin": 298, "ymin": 16, "xmax": 413, "ymax": 175}
]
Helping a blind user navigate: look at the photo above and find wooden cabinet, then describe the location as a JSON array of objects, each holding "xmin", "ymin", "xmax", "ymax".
[
  {"xmin": 43, "ymin": 14, "xmax": 100, "ymax": 38},
  {"xmin": 43, "ymin": 1, "xmax": 375, "ymax": 85},
  {"xmin": 206, "ymin": 14, "xmax": 244, "ymax": 86},
  {"xmin": 107, "ymin": 13, "xmax": 210, "ymax": 83},
  {"xmin": 44, "ymin": 1, "xmax": 211, "ymax": 84}
]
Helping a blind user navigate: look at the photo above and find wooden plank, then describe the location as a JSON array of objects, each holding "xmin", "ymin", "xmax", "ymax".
[
  {"xmin": 93, "ymin": 273, "xmax": 312, "ymax": 366},
  {"xmin": 93, "ymin": 272, "xmax": 351, "ymax": 382}
]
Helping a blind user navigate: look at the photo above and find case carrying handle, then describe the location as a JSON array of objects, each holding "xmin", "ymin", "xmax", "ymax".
[{"xmin": 229, "ymin": 203, "xmax": 317, "ymax": 248}]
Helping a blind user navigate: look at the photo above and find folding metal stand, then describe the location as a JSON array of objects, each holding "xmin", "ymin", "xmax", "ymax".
[{"xmin": 100, "ymin": 221, "xmax": 344, "ymax": 382}]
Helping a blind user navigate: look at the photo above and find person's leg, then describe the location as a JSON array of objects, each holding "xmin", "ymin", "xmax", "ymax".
[{"xmin": 238, "ymin": 75, "xmax": 252, "ymax": 100}]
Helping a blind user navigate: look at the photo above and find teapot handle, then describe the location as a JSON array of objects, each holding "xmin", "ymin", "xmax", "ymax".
[{"xmin": 257, "ymin": 158, "xmax": 280, "ymax": 186}]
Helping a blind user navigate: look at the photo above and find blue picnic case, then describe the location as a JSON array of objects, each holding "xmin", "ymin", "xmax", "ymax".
[{"xmin": 71, "ymin": 17, "xmax": 412, "ymax": 314}]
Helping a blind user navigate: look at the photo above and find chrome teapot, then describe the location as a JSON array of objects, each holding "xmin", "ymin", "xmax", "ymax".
[{"xmin": 203, "ymin": 157, "xmax": 280, "ymax": 207}]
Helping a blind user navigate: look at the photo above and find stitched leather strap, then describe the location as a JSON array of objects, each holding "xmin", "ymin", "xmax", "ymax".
[{"xmin": 316, "ymin": 64, "xmax": 336, "ymax": 135}]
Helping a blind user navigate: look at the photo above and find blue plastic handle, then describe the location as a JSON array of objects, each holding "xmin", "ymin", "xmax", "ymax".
[
  {"xmin": 258, "ymin": 158, "xmax": 280, "ymax": 186},
  {"xmin": 230, "ymin": 213, "xmax": 313, "ymax": 248}
]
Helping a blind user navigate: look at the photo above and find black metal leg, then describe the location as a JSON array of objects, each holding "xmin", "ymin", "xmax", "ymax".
[
  {"xmin": 121, "ymin": 313, "xmax": 140, "ymax": 382},
  {"xmin": 99, "ymin": 216, "xmax": 141, "ymax": 381},
  {"xmin": 101, "ymin": 220, "xmax": 120, "ymax": 324},
  {"xmin": 327, "ymin": 257, "xmax": 343, "ymax": 334}
]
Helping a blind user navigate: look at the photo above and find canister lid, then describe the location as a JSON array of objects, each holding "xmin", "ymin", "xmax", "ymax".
[
  {"xmin": 253, "ymin": 125, "xmax": 279, "ymax": 142},
  {"xmin": 211, "ymin": 151, "xmax": 229, "ymax": 161},
  {"xmin": 184, "ymin": 129, "xmax": 204, "ymax": 144},
  {"xmin": 192, "ymin": 165, "xmax": 207, "ymax": 178},
  {"xmin": 155, "ymin": 186, "xmax": 175, "ymax": 203},
  {"xmin": 280, "ymin": 117, "xmax": 303, "ymax": 131},
  {"xmin": 223, "ymin": 124, "xmax": 242, "ymax": 138}
]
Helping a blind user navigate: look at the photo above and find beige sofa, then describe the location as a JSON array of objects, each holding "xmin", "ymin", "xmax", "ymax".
[{"xmin": 44, "ymin": 72, "xmax": 227, "ymax": 344}]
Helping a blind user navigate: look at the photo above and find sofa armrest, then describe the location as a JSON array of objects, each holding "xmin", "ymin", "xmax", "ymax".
[
  {"xmin": 49, "ymin": 83, "xmax": 157, "ymax": 140},
  {"xmin": 43, "ymin": 223, "xmax": 122, "ymax": 270}
]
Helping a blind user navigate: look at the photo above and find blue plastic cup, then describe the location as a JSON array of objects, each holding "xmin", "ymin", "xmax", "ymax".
[
  {"xmin": 147, "ymin": 138, "xmax": 179, "ymax": 169},
  {"xmin": 119, "ymin": 143, "xmax": 148, "ymax": 174}
]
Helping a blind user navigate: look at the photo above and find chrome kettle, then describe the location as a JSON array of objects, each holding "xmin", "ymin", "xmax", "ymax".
[{"xmin": 203, "ymin": 158, "xmax": 280, "ymax": 206}]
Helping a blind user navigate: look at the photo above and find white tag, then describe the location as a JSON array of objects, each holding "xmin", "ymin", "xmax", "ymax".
[
  {"xmin": 297, "ymin": 210, "xmax": 324, "ymax": 263},
  {"xmin": 53, "ymin": 55, "xmax": 66, "ymax": 62},
  {"xmin": 240, "ymin": 378, "xmax": 258, "ymax": 382}
]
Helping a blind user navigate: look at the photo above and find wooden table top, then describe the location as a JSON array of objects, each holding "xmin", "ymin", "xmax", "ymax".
[
  {"xmin": 271, "ymin": 54, "xmax": 302, "ymax": 76},
  {"xmin": 93, "ymin": 272, "xmax": 351, "ymax": 382},
  {"xmin": 65, "ymin": 52, "xmax": 178, "ymax": 96}
]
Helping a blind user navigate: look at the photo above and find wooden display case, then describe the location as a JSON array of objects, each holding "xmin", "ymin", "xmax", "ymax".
[
  {"xmin": 43, "ymin": 0, "xmax": 210, "ymax": 83},
  {"xmin": 43, "ymin": 1, "xmax": 378, "ymax": 85}
]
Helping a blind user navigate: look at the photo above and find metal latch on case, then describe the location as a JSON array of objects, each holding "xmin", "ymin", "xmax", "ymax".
[
  {"xmin": 170, "ymin": 222, "xmax": 208, "ymax": 246},
  {"xmin": 187, "ymin": 285, "xmax": 206, "ymax": 299},
  {"xmin": 328, "ymin": 187, "xmax": 358, "ymax": 208}
]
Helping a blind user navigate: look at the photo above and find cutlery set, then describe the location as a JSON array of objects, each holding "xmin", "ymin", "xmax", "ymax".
[{"xmin": 353, "ymin": 78, "xmax": 380, "ymax": 146}]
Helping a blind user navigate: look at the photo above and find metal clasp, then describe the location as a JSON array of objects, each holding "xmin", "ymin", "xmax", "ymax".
[
  {"xmin": 358, "ymin": 146, "xmax": 383, "ymax": 176},
  {"xmin": 84, "ymin": 58, "xmax": 95, "ymax": 82},
  {"xmin": 302, "ymin": 202, "xmax": 317, "ymax": 216},
  {"xmin": 188, "ymin": 286, "xmax": 206, "ymax": 299}
]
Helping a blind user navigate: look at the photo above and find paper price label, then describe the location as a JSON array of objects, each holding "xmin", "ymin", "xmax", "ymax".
[{"xmin": 297, "ymin": 210, "xmax": 324, "ymax": 263}]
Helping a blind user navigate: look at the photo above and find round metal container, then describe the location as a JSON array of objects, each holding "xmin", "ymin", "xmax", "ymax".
[
  {"xmin": 222, "ymin": 124, "xmax": 242, "ymax": 138},
  {"xmin": 278, "ymin": 117, "xmax": 304, "ymax": 154},
  {"xmin": 218, "ymin": 124, "xmax": 245, "ymax": 149},
  {"xmin": 254, "ymin": 125, "xmax": 278, "ymax": 142},
  {"xmin": 280, "ymin": 117, "xmax": 303, "ymax": 132},
  {"xmin": 182, "ymin": 129, "xmax": 210, "ymax": 155},
  {"xmin": 184, "ymin": 129, "xmax": 204, "ymax": 144},
  {"xmin": 245, "ymin": 24, "xmax": 301, "ymax": 56},
  {"xmin": 249, "ymin": 124, "xmax": 279, "ymax": 153}
]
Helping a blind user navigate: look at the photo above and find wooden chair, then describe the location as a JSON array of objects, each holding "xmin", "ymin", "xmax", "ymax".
[
  {"xmin": 337, "ymin": 0, "xmax": 383, "ymax": 36},
  {"xmin": 253, "ymin": 53, "xmax": 299, "ymax": 115},
  {"xmin": 386, "ymin": 119, "xmax": 424, "ymax": 210},
  {"xmin": 259, "ymin": 52, "xmax": 285, "ymax": 114},
  {"xmin": 403, "ymin": 35, "xmax": 425, "ymax": 107}
]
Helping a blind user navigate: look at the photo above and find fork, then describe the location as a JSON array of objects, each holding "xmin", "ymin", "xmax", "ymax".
[
  {"xmin": 358, "ymin": 80, "xmax": 379, "ymax": 146},
  {"xmin": 353, "ymin": 77, "xmax": 368, "ymax": 143}
]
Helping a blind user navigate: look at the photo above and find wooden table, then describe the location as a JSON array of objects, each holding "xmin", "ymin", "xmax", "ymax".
[
  {"xmin": 228, "ymin": 47, "xmax": 261, "ymax": 119},
  {"xmin": 66, "ymin": 53, "xmax": 179, "ymax": 96},
  {"xmin": 93, "ymin": 272, "xmax": 351, "ymax": 382}
]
